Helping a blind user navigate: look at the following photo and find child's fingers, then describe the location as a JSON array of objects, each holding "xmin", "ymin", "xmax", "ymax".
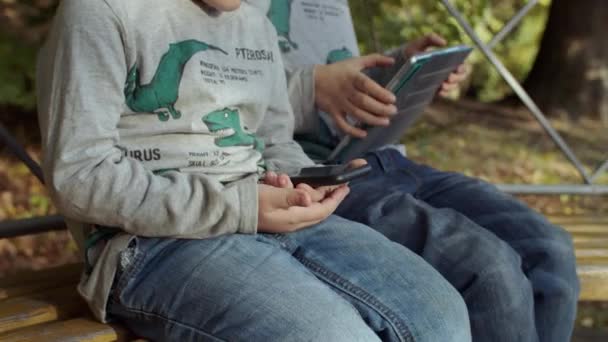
[
  {"xmin": 277, "ymin": 173, "xmax": 293, "ymax": 188},
  {"xmin": 296, "ymin": 183, "xmax": 325, "ymax": 202},
  {"xmin": 354, "ymin": 73, "xmax": 396, "ymax": 104},
  {"xmin": 345, "ymin": 99, "xmax": 391, "ymax": 127},
  {"xmin": 263, "ymin": 171, "xmax": 278, "ymax": 185},
  {"xmin": 440, "ymin": 81, "xmax": 458, "ymax": 93},
  {"xmin": 347, "ymin": 158, "xmax": 368, "ymax": 169},
  {"xmin": 285, "ymin": 189, "xmax": 312, "ymax": 207},
  {"xmin": 348, "ymin": 88, "xmax": 397, "ymax": 118},
  {"xmin": 424, "ymin": 33, "xmax": 447, "ymax": 48},
  {"xmin": 291, "ymin": 186, "xmax": 350, "ymax": 224},
  {"xmin": 358, "ymin": 53, "xmax": 396, "ymax": 69},
  {"xmin": 330, "ymin": 109, "xmax": 368, "ymax": 138}
]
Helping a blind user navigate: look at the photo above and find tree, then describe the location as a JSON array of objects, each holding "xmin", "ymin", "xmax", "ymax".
[
  {"xmin": 524, "ymin": 0, "xmax": 608, "ymax": 124},
  {"xmin": 0, "ymin": 0, "xmax": 58, "ymax": 111}
]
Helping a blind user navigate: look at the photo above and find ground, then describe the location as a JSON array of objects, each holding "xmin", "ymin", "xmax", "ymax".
[{"xmin": 0, "ymin": 99, "xmax": 607, "ymax": 333}]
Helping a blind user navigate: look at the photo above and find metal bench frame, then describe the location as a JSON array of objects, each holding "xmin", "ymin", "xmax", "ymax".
[{"xmin": 440, "ymin": 0, "xmax": 608, "ymax": 195}]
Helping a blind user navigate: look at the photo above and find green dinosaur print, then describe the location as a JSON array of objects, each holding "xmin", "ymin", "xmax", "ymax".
[
  {"xmin": 326, "ymin": 47, "xmax": 353, "ymax": 64},
  {"xmin": 202, "ymin": 108, "xmax": 265, "ymax": 152},
  {"xmin": 267, "ymin": 0, "xmax": 298, "ymax": 53},
  {"xmin": 124, "ymin": 39, "xmax": 228, "ymax": 122}
]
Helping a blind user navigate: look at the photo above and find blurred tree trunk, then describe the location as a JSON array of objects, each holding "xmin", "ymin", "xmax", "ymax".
[{"xmin": 523, "ymin": 0, "xmax": 608, "ymax": 124}]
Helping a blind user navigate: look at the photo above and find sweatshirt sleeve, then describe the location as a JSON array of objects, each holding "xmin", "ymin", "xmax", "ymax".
[
  {"xmin": 285, "ymin": 65, "xmax": 319, "ymax": 135},
  {"xmin": 36, "ymin": 0, "xmax": 257, "ymax": 239},
  {"xmin": 256, "ymin": 44, "xmax": 316, "ymax": 172}
]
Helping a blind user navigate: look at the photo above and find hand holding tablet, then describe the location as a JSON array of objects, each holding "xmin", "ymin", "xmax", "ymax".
[{"xmin": 327, "ymin": 45, "xmax": 473, "ymax": 163}]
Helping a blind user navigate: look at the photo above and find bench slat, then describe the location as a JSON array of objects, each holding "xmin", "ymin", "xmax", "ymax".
[
  {"xmin": 0, "ymin": 285, "xmax": 85, "ymax": 334},
  {"xmin": 578, "ymin": 265, "xmax": 608, "ymax": 301},
  {"xmin": 549, "ymin": 216, "xmax": 608, "ymax": 225},
  {"xmin": 573, "ymin": 237, "xmax": 608, "ymax": 248},
  {"xmin": 0, "ymin": 264, "xmax": 81, "ymax": 300},
  {"xmin": 0, "ymin": 317, "xmax": 131, "ymax": 342},
  {"xmin": 575, "ymin": 249, "xmax": 608, "ymax": 259},
  {"xmin": 562, "ymin": 226, "xmax": 608, "ymax": 235}
]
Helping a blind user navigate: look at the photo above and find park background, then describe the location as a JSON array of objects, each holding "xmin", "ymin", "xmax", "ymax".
[{"xmin": 0, "ymin": 0, "xmax": 606, "ymax": 338}]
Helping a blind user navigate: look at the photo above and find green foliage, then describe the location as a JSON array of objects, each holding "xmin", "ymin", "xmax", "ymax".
[
  {"xmin": 0, "ymin": 33, "xmax": 38, "ymax": 110},
  {"xmin": 350, "ymin": 0, "xmax": 551, "ymax": 101},
  {"xmin": 0, "ymin": 0, "xmax": 551, "ymax": 109},
  {"xmin": 0, "ymin": 0, "xmax": 58, "ymax": 110}
]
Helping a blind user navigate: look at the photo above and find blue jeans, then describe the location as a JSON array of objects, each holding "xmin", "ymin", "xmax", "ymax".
[
  {"xmin": 335, "ymin": 149, "xmax": 580, "ymax": 342},
  {"xmin": 107, "ymin": 215, "xmax": 471, "ymax": 342}
]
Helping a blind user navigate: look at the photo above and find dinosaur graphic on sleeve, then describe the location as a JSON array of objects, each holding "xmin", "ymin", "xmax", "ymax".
[
  {"xmin": 202, "ymin": 108, "xmax": 265, "ymax": 152},
  {"xmin": 267, "ymin": 0, "xmax": 298, "ymax": 53},
  {"xmin": 326, "ymin": 47, "xmax": 353, "ymax": 64},
  {"xmin": 124, "ymin": 39, "xmax": 228, "ymax": 122}
]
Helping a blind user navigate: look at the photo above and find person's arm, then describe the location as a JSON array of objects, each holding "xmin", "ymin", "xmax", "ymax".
[
  {"xmin": 307, "ymin": 34, "xmax": 468, "ymax": 137},
  {"xmin": 36, "ymin": 0, "xmax": 257, "ymax": 239},
  {"xmin": 285, "ymin": 66, "xmax": 319, "ymax": 135},
  {"xmin": 257, "ymin": 44, "xmax": 317, "ymax": 172}
]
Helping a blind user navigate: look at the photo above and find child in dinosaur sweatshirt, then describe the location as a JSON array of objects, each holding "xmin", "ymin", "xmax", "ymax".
[{"xmin": 36, "ymin": 0, "xmax": 470, "ymax": 341}]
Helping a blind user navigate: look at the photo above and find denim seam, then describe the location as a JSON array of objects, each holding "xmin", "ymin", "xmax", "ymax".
[
  {"xmin": 413, "ymin": 173, "xmax": 480, "ymax": 200},
  {"xmin": 399, "ymin": 168, "xmax": 423, "ymax": 193},
  {"xmin": 293, "ymin": 250, "xmax": 415, "ymax": 342},
  {"xmin": 119, "ymin": 305, "xmax": 227, "ymax": 342}
]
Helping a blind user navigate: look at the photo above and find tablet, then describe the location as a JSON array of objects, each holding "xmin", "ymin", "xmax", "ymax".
[{"xmin": 327, "ymin": 45, "xmax": 473, "ymax": 163}]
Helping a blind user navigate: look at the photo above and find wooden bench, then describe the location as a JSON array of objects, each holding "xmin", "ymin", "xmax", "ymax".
[{"xmin": 0, "ymin": 216, "xmax": 606, "ymax": 341}]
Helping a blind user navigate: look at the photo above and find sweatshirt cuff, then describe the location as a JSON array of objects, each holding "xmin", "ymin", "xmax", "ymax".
[
  {"xmin": 288, "ymin": 65, "xmax": 318, "ymax": 134},
  {"xmin": 236, "ymin": 175, "xmax": 258, "ymax": 234}
]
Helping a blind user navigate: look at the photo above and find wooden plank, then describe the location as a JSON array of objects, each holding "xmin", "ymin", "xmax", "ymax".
[
  {"xmin": 578, "ymin": 265, "xmax": 608, "ymax": 301},
  {"xmin": 0, "ymin": 317, "xmax": 132, "ymax": 342},
  {"xmin": 549, "ymin": 216, "xmax": 608, "ymax": 226},
  {"xmin": 573, "ymin": 237, "xmax": 608, "ymax": 248},
  {"xmin": 0, "ymin": 264, "xmax": 82, "ymax": 288},
  {"xmin": 0, "ymin": 264, "xmax": 82, "ymax": 300},
  {"xmin": 0, "ymin": 285, "xmax": 85, "ymax": 334},
  {"xmin": 576, "ymin": 249, "xmax": 608, "ymax": 260},
  {"xmin": 576, "ymin": 258, "xmax": 608, "ymax": 266},
  {"xmin": 561, "ymin": 225, "xmax": 608, "ymax": 235}
]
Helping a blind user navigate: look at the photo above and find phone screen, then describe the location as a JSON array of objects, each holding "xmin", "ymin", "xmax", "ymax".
[{"xmin": 290, "ymin": 165, "xmax": 348, "ymax": 178}]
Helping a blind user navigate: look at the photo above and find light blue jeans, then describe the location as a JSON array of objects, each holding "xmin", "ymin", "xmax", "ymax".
[{"xmin": 107, "ymin": 215, "xmax": 471, "ymax": 341}]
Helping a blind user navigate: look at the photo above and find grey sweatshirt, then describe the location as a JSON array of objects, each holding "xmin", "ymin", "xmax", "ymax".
[
  {"xmin": 249, "ymin": 0, "xmax": 406, "ymax": 136},
  {"xmin": 36, "ymin": 0, "xmax": 314, "ymax": 322}
]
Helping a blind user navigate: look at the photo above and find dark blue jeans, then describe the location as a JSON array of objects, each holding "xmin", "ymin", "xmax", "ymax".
[{"xmin": 336, "ymin": 148, "xmax": 580, "ymax": 342}]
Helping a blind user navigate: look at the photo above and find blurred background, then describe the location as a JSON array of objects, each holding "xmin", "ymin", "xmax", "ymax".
[{"xmin": 0, "ymin": 0, "xmax": 606, "ymax": 339}]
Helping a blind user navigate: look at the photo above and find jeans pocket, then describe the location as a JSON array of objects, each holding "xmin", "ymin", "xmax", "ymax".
[{"xmin": 112, "ymin": 237, "xmax": 146, "ymax": 302}]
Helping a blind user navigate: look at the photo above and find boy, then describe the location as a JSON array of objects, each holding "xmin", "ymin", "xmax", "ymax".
[
  {"xmin": 36, "ymin": 0, "xmax": 471, "ymax": 341},
  {"xmin": 251, "ymin": 0, "xmax": 579, "ymax": 341}
]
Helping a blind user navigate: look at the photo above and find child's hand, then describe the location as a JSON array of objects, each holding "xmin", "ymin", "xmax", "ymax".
[
  {"xmin": 262, "ymin": 171, "xmax": 340, "ymax": 203},
  {"xmin": 262, "ymin": 171, "xmax": 293, "ymax": 189},
  {"xmin": 257, "ymin": 183, "xmax": 350, "ymax": 233},
  {"xmin": 315, "ymin": 54, "xmax": 398, "ymax": 138},
  {"xmin": 403, "ymin": 33, "xmax": 469, "ymax": 97}
]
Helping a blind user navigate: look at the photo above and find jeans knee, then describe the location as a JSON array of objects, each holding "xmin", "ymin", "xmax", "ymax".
[
  {"xmin": 465, "ymin": 243, "xmax": 532, "ymax": 309},
  {"xmin": 290, "ymin": 304, "xmax": 379, "ymax": 342},
  {"xmin": 435, "ymin": 290, "xmax": 471, "ymax": 342},
  {"xmin": 526, "ymin": 223, "xmax": 580, "ymax": 297},
  {"xmin": 409, "ymin": 277, "xmax": 471, "ymax": 342}
]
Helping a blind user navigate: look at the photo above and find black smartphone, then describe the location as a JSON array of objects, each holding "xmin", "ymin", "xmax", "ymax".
[{"xmin": 288, "ymin": 164, "xmax": 372, "ymax": 187}]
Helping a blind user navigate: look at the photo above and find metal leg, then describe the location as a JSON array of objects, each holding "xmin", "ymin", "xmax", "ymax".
[
  {"xmin": 591, "ymin": 160, "xmax": 608, "ymax": 183},
  {"xmin": 0, "ymin": 122, "xmax": 45, "ymax": 184},
  {"xmin": 488, "ymin": 0, "xmax": 539, "ymax": 48},
  {"xmin": 497, "ymin": 184, "xmax": 608, "ymax": 195},
  {"xmin": 439, "ymin": 0, "xmax": 601, "ymax": 192}
]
